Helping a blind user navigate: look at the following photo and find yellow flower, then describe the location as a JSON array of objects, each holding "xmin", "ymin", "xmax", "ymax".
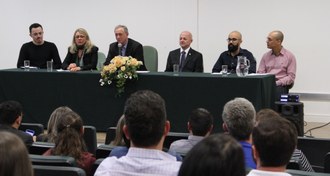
[
  {"xmin": 130, "ymin": 58, "xmax": 139, "ymax": 66},
  {"xmin": 112, "ymin": 57, "xmax": 124, "ymax": 68},
  {"xmin": 100, "ymin": 56, "xmax": 143, "ymax": 95}
]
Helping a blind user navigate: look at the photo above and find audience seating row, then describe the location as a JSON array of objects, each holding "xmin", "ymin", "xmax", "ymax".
[{"xmin": 23, "ymin": 123, "xmax": 330, "ymax": 174}]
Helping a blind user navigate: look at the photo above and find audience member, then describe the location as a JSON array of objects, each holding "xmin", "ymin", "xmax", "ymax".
[
  {"xmin": 212, "ymin": 31, "xmax": 256, "ymax": 73},
  {"xmin": 0, "ymin": 131, "xmax": 34, "ymax": 176},
  {"xmin": 108, "ymin": 114, "xmax": 130, "ymax": 158},
  {"xmin": 222, "ymin": 97, "xmax": 256, "ymax": 169},
  {"xmin": 247, "ymin": 113, "xmax": 297, "ymax": 176},
  {"xmin": 257, "ymin": 30, "xmax": 296, "ymax": 100},
  {"xmin": 95, "ymin": 90, "xmax": 181, "ymax": 176},
  {"xmin": 108, "ymin": 114, "xmax": 182, "ymax": 161},
  {"xmin": 37, "ymin": 106, "xmax": 73, "ymax": 142},
  {"xmin": 103, "ymin": 25, "xmax": 147, "ymax": 71},
  {"xmin": 178, "ymin": 133, "xmax": 245, "ymax": 176},
  {"xmin": 17, "ymin": 23, "xmax": 62, "ymax": 69},
  {"xmin": 169, "ymin": 108, "xmax": 213, "ymax": 154},
  {"xmin": 0, "ymin": 100, "xmax": 33, "ymax": 147},
  {"xmin": 43, "ymin": 111, "xmax": 95, "ymax": 176},
  {"xmin": 165, "ymin": 31, "xmax": 203, "ymax": 72},
  {"xmin": 62, "ymin": 28, "xmax": 99, "ymax": 71},
  {"xmin": 256, "ymin": 108, "xmax": 314, "ymax": 172}
]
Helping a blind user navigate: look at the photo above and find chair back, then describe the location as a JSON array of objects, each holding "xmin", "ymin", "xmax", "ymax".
[
  {"xmin": 29, "ymin": 142, "xmax": 55, "ymax": 155},
  {"xmin": 33, "ymin": 165, "xmax": 86, "ymax": 176},
  {"xmin": 286, "ymin": 169, "xmax": 330, "ymax": 176},
  {"xmin": 287, "ymin": 159, "xmax": 301, "ymax": 170},
  {"xmin": 96, "ymin": 144, "xmax": 115, "ymax": 159},
  {"xmin": 105, "ymin": 126, "xmax": 116, "ymax": 145},
  {"xmin": 297, "ymin": 137, "xmax": 330, "ymax": 172},
  {"xmin": 19, "ymin": 123, "xmax": 44, "ymax": 136},
  {"xmin": 324, "ymin": 152, "xmax": 330, "ymax": 173},
  {"xmin": 97, "ymin": 52, "xmax": 106, "ymax": 69},
  {"xmin": 83, "ymin": 125, "xmax": 97, "ymax": 155},
  {"xmin": 91, "ymin": 158, "xmax": 104, "ymax": 175},
  {"xmin": 163, "ymin": 132, "xmax": 189, "ymax": 149},
  {"xmin": 143, "ymin": 45, "xmax": 158, "ymax": 72},
  {"xmin": 30, "ymin": 154, "xmax": 77, "ymax": 167}
]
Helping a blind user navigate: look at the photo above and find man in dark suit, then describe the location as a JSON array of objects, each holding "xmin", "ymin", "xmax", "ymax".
[
  {"xmin": 165, "ymin": 31, "xmax": 203, "ymax": 72},
  {"xmin": 103, "ymin": 25, "xmax": 147, "ymax": 71},
  {"xmin": 0, "ymin": 100, "xmax": 33, "ymax": 147}
]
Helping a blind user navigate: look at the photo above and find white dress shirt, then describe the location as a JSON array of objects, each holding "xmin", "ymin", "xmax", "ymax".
[
  {"xmin": 247, "ymin": 169, "xmax": 292, "ymax": 176},
  {"xmin": 94, "ymin": 147, "xmax": 181, "ymax": 176}
]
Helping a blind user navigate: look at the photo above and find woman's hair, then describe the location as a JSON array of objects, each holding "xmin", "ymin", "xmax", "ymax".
[
  {"xmin": 52, "ymin": 111, "xmax": 87, "ymax": 163},
  {"xmin": 46, "ymin": 106, "xmax": 73, "ymax": 142},
  {"xmin": 178, "ymin": 133, "xmax": 245, "ymax": 176},
  {"xmin": 110, "ymin": 115, "xmax": 129, "ymax": 147},
  {"xmin": 0, "ymin": 131, "xmax": 33, "ymax": 176},
  {"xmin": 69, "ymin": 28, "xmax": 93, "ymax": 54}
]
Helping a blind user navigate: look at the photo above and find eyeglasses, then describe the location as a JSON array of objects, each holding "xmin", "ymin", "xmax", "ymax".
[{"xmin": 227, "ymin": 38, "xmax": 239, "ymax": 42}]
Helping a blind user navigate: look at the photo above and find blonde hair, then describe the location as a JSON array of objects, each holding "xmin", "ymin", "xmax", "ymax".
[{"xmin": 69, "ymin": 28, "xmax": 94, "ymax": 54}]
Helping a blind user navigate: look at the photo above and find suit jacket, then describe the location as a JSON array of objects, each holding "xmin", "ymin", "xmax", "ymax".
[
  {"xmin": 165, "ymin": 48, "xmax": 203, "ymax": 72},
  {"xmin": 0, "ymin": 124, "xmax": 33, "ymax": 147},
  {"xmin": 104, "ymin": 38, "xmax": 147, "ymax": 71},
  {"xmin": 62, "ymin": 46, "xmax": 99, "ymax": 70}
]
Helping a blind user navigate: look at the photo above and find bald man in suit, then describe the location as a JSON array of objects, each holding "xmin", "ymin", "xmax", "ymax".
[{"xmin": 165, "ymin": 31, "xmax": 203, "ymax": 72}]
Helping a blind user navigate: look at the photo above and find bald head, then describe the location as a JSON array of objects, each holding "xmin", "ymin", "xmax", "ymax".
[
  {"xmin": 229, "ymin": 31, "xmax": 242, "ymax": 41},
  {"xmin": 269, "ymin": 30, "xmax": 284, "ymax": 43},
  {"xmin": 179, "ymin": 31, "xmax": 193, "ymax": 50}
]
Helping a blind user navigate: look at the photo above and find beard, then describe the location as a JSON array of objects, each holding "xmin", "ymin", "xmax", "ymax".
[{"xmin": 228, "ymin": 44, "xmax": 239, "ymax": 52}]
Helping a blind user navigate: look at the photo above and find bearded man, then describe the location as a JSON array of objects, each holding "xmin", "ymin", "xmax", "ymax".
[{"xmin": 212, "ymin": 31, "xmax": 256, "ymax": 73}]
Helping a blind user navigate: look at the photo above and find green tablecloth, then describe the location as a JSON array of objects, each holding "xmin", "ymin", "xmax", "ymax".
[{"xmin": 0, "ymin": 69, "xmax": 275, "ymax": 132}]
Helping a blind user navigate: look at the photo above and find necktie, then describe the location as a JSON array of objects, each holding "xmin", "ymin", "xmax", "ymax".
[
  {"xmin": 121, "ymin": 46, "xmax": 126, "ymax": 56},
  {"xmin": 179, "ymin": 51, "xmax": 186, "ymax": 72}
]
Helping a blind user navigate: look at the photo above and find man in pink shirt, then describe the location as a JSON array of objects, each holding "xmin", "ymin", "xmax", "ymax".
[{"xmin": 257, "ymin": 30, "xmax": 296, "ymax": 100}]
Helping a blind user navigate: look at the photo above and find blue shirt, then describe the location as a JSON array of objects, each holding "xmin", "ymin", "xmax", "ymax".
[{"xmin": 240, "ymin": 141, "xmax": 256, "ymax": 169}]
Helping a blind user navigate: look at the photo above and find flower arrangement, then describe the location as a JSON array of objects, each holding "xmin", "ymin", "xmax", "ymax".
[{"xmin": 100, "ymin": 56, "xmax": 143, "ymax": 94}]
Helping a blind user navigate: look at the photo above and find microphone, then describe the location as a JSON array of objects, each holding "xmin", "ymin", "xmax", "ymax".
[{"xmin": 118, "ymin": 43, "xmax": 122, "ymax": 56}]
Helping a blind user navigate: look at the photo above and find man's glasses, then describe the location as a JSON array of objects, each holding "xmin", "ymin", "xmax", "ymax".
[{"xmin": 227, "ymin": 38, "xmax": 239, "ymax": 42}]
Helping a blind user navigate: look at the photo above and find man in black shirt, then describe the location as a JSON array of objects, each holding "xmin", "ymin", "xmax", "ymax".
[
  {"xmin": 212, "ymin": 31, "xmax": 256, "ymax": 74},
  {"xmin": 17, "ymin": 23, "xmax": 62, "ymax": 69},
  {"xmin": 0, "ymin": 100, "xmax": 33, "ymax": 147}
]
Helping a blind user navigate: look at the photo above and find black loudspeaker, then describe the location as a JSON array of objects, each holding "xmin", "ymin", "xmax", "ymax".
[{"xmin": 274, "ymin": 102, "xmax": 304, "ymax": 136}]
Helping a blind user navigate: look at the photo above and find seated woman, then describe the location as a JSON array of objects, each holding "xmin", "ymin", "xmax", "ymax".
[
  {"xmin": 62, "ymin": 28, "xmax": 98, "ymax": 71},
  {"xmin": 43, "ymin": 111, "xmax": 95, "ymax": 176},
  {"xmin": 0, "ymin": 131, "xmax": 34, "ymax": 176},
  {"xmin": 37, "ymin": 106, "xmax": 73, "ymax": 142}
]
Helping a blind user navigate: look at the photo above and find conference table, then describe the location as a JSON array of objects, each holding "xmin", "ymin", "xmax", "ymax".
[{"xmin": 0, "ymin": 69, "xmax": 275, "ymax": 132}]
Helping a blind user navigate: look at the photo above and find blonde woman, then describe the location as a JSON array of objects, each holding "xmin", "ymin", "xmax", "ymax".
[{"xmin": 62, "ymin": 28, "xmax": 99, "ymax": 71}]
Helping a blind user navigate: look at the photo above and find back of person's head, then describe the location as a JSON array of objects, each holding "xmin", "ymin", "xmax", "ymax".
[
  {"xmin": 29, "ymin": 23, "xmax": 42, "ymax": 33},
  {"xmin": 111, "ymin": 114, "xmax": 129, "ymax": 147},
  {"xmin": 178, "ymin": 133, "xmax": 245, "ymax": 176},
  {"xmin": 124, "ymin": 90, "xmax": 166, "ymax": 147},
  {"xmin": 0, "ymin": 131, "xmax": 33, "ymax": 176},
  {"xmin": 47, "ymin": 106, "xmax": 73, "ymax": 142},
  {"xmin": 222, "ymin": 97, "xmax": 256, "ymax": 141},
  {"xmin": 189, "ymin": 108, "xmax": 213, "ymax": 136},
  {"xmin": 252, "ymin": 116, "xmax": 297, "ymax": 167},
  {"xmin": 53, "ymin": 111, "xmax": 87, "ymax": 161},
  {"xmin": 0, "ymin": 100, "xmax": 23, "ymax": 126},
  {"xmin": 256, "ymin": 108, "xmax": 281, "ymax": 122}
]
